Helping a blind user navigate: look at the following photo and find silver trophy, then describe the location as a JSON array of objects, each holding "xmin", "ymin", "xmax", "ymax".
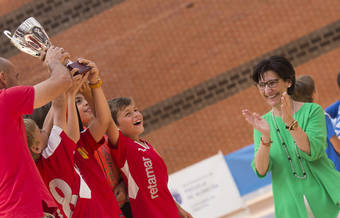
[{"xmin": 3, "ymin": 17, "xmax": 90, "ymax": 75}]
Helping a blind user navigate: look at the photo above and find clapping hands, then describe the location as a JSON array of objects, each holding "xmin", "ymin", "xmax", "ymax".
[
  {"xmin": 280, "ymin": 92, "xmax": 294, "ymax": 126},
  {"xmin": 242, "ymin": 109, "xmax": 270, "ymax": 138}
]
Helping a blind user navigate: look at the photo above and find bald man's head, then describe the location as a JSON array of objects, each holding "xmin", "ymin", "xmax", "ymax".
[
  {"xmin": 0, "ymin": 58, "xmax": 11, "ymax": 73},
  {"xmin": 0, "ymin": 57, "xmax": 19, "ymax": 88}
]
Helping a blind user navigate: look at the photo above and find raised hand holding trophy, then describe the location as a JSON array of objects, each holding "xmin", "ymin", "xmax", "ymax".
[{"xmin": 3, "ymin": 17, "xmax": 90, "ymax": 75}]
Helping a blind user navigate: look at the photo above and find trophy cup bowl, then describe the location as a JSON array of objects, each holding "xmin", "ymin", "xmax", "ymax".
[{"xmin": 3, "ymin": 17, "xmax": 90, "ymax": 75}]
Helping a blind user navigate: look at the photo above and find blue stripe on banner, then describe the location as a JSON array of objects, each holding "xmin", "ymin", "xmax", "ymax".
[{"xmin": 224, "ymin": 144, "xmax": 272, "ymax": 196}]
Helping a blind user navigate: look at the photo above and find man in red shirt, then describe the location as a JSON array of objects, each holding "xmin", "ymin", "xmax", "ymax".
[{"xmin": 0, "ymin": 46, "xmax": 72, "ymax": 218}]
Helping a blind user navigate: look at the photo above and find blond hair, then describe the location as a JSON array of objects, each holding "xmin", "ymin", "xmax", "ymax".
[{"xmin": 24, "ymin": 119, "xmax": 41, "ymax": 160}]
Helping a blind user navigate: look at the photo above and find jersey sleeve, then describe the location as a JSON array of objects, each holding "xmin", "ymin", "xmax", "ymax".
[
  {"xmin": 0, "ymin": 86, "xmax": 34, "ymax": 115},
  {"xmin": 300, "ymin": 104, "xmax": 328, "ymax": 161},
  {"xmin": 325, "ymin": 99, "xmax": 340, "ymax": 119},
  {"xmin": 79, "ymin": 128, "xmax": 105, "ymax": 154},
  {"xmin": 110, "ymin": 131, "xmax": 128, "ymax": 169},
  {"xmin": 251, "ymin": 127, "xmax": 272, "ymax": 178},
  {"xmin": 42, "ymin": 125, "xmax": 76, "ymax": 160},
  {"xmin": 325, "ymin": 113, "xmax": 336, "ymax": 139}
]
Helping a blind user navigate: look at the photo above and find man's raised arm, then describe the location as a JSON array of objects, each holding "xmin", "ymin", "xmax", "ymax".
[{"xmin": 33, "ymin": 46, "xmax": 72, "ymax": 108}]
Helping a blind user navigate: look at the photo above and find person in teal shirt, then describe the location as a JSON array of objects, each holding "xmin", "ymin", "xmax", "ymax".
[{"xmin": 242, "ymin": 56, "xmax": 340, "ymax": 218}]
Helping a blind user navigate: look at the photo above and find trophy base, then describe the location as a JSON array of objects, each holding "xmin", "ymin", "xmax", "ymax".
[{"xmin": 67, "ymin": 61, "xmax": 92, "ymax": 76}]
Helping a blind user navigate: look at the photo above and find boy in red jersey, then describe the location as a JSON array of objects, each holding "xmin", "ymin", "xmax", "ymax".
[
  {"xmin": 76, "ymin": 84, "xmax": 132, "ymax": 218},
  {"xmin": 25, "ymin": 60, "xmax": 123, "ymax": 218},
  {"xmin": 107, "ymin": 97, "xmax": 192, "ymax": 218}
]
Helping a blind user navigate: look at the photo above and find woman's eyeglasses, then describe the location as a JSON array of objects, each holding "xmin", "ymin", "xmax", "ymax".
[{"xmin": 257, "ymin": 79, "xmax": 280, "ymax": 90}]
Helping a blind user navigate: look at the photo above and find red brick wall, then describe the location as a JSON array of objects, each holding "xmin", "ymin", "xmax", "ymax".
[{"xmin": 3, "ymin": 0, "xmax": 340, "ymax": 173}]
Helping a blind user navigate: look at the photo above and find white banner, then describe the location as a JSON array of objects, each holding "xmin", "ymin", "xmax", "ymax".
[{"xmin": 168, "ymin": 151, "xmax": 246, "ymax": 218}]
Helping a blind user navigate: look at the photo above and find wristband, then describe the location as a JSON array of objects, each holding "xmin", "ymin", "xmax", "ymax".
[
  {"xmin": 261, "ymin": 137, "xmax": 272, "ymax": 147},
  {"xmin": 286, "ymin": 120, "xmax": 298, "ymax": 131},
  {"xmin": 89, "ymin": 78, "xmax": 102, "ymax": 89}
]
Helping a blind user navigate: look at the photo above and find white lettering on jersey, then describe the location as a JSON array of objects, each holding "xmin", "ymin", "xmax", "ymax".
[
  {"xmin": 142, "ymin": 157, "xmax": 159, "ymax": 199},
  {"xmin": 135, "ymin": 141, "xmax": 150, "ymax": 152},
  {"xmin": 49, "ymin": 179, "xmax": 78, "ymax": 218}
]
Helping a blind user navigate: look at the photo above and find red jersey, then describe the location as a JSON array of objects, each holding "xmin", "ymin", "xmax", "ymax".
[
  {"xmin": 38, "ymin": 127, "xmax": 123, "ymax": 218},
  {"xmin": 94, "ymin": 136, "xmax": 127, "ymax": 207},
  {"xmin": 94, "ymin": 135, "xmax": 121, "ymax": 189},
  {"xmin": 37, "ymin": 126, "xmax": 82, "ymax": 218},
  {"xmin": 111, "ymin": 131, "xmax": 180, "ymax": 218},
  {"xmin": 74, "ymin": 129, "xmax": 123, "ymax": 218},
  {"xmin": 0, "ymin": 86, "xmax": 56, "ymax": 218}
]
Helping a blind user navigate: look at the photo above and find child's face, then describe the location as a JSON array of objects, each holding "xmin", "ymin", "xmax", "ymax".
[
  {"xmin": 31, "ymin": 125, "xmax": 46, "ymax": 154},
  {"xmin": 76, "ymin": 93, "xmax": 94, "ymax": 126},
  {"xmin": 117, "ymin": 104, "xmax": 144, "ymax": 140}
]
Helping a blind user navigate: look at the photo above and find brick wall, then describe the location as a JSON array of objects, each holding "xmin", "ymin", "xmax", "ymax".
[{"xmin": 1, "ymin": 0, "xmax": 340, "ymax": 173}]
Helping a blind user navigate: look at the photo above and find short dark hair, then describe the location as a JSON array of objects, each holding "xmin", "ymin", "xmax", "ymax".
[
  {"xmin": 292, "ymin": 75, "xmax": 315, "ymax": 103},
  {"xmin": 23, "ymin": 102, "xmax": 51, "ymax": 129},
  {"xmin": 108, "ymin": 97, "xmax": 133, "ymax": 126},
  {"xmin": 252, "ymin": 56, "xmax": 296, "ymax": 95}
]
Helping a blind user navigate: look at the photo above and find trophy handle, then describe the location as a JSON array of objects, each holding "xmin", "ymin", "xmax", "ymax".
[{"xmin": 3, "ymin": 30, "xmax": 12, "ymax": 40}]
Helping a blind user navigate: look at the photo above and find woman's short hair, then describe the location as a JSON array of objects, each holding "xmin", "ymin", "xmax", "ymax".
[{"xmin": 252, "ymin": 56, "xmax": 296, "ymax": 95}]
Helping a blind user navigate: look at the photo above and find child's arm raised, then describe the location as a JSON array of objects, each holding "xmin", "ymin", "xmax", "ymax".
[
  {"xmin": 65, "ymin": 70, "xmax": 89, "ymax": 143},
  {"xmin": 106, "ymin": 119, "xmax": 119, "ymax": 147},
  {"xmin": 78, "ymin": 58, "xmax": 111, "ymax": 142},
  {"xmin": 40, "ymin": 105, "xmax": 54, "ymax": 147},
  {"xmin": 78, "ymin": 81, "xmax": 120, "ymax": 145},
  {"xmin": 52, "ymin": 93, "xmax": 67, "ymax": 131}
]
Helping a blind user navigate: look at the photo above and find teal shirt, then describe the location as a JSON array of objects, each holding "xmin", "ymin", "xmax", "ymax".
[{"xmin": 252, "ymin": 103, "xmax": 340, "ymax": 218}]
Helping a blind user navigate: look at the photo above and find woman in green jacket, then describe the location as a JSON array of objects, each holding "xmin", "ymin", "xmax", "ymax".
[{"xmin": 242, "ymin": 56, "xmax": 340, "ymax": 218}]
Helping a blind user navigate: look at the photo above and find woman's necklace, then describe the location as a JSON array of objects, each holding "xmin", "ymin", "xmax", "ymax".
[{"xmin": 271, "ymin": 103, "xmax": 307, "ymax": 180}]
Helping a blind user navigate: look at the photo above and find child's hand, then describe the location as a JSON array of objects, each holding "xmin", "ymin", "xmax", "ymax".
[
  {"xmin": 66, "ymin": 69, "xmax": 89, "ymax": 96},
  {"xmin": 178, "ymin": 206, "xmax": 193, "ymax": 218},
  {"xmin": 77, "ymin": 58, "xmax": 100, "ymax": 84},
  {"xmin": 114, "ymin": 181, "xmax": 128, "ymax": 205}
]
